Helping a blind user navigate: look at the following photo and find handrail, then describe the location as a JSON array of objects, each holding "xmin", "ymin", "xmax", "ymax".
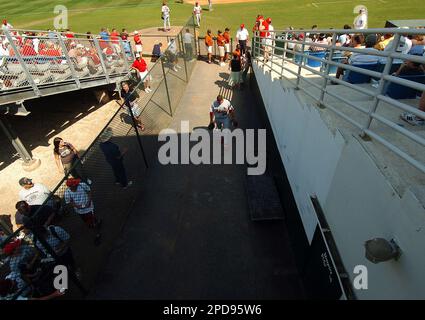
[{"xmin": 252, "ymin": 28, "xmax": 425, "ymax": 174}]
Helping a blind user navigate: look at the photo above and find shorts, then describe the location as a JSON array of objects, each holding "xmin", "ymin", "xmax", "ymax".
[
  {"xmin": 219, "ymin": 46, "xmax": 225, "ymax": 57},
  {"xmin": 130, "ymin": 103, "xmax": 142, "ymax": 117},
  {"xmin": 135, "ymin": 44, "xmax": 143, "ymax": 53},
  {"xmin": 230, "ymin": 71, "xmax": 241, "ymax": 85},
  {"xmin": 207, "ymin": 46, "xmax": 213, "ymax": 54},
  {"xmin": 139, "ymin": 70, "xmax": 148, "ymax": 80},
  {"xmin": 225, "ymin": 43, "xmax": 231, "ymax": 53}
]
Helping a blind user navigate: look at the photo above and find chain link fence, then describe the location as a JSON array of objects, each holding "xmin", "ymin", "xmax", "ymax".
[{"xmin": 0, "ymin": 17, "xmax": 197, "ymax": 300}]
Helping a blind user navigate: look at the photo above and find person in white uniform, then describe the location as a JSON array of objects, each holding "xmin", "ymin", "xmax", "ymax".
[
  {"xmin": 162, "ymin": 2, "xmax": 171, "ymax": 32},
  {"xmin": 193, "ymin": 2, "xmax": 202, "ymax": 27},
  {"xmin": 353, "ymin": 8, "xmax": 368, "ymax": 30}
]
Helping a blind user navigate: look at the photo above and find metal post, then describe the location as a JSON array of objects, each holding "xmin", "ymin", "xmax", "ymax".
[
  {"xmin": 280, "ymin": 34, "xmax": 287, "ymax": 79},
  {"xmin": 118, "ymin": 39, "xmax": 130, "ymax": 70},
  {"xmin": 125, "ymin": 101, "xmax": 149, "ymax": 168},
  {"xmin": 295, "ymin": 40, "xmax": 306, "ymax": 89},
  {"xmin": 318, "ymin": 33, "xmax": 337, "ymax": 107},
  {"xmin": 56, "ymin": 32, "xmax": 81, "ymax": 89},
  {"xmin": 0, "ymin": 117, "xmax": 33, "ymax": 163},
  {"xmin": 4, "ymin": 29, "xmax": 41, "ymax": 96},
  {"xmin": 93, "ymin": 38, "xmax": 110, "ymax": 83},
  {"xmin": 180, "ymin": 33, "xmax": 189, "ymax": 82},
  {"xmin": 161, "ymin": 57, "xmax": 173, "ymax": 117},
  {"xmin": 362, "ymin": 33, "xmax": 401, "ymax": 138},
  {"xmin": 193, "ymin": 21, "xmax": 198, "ymax": 58}
]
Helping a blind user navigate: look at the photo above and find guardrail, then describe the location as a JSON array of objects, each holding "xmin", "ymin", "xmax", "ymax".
[
  {"xmin": 253, "ymin": 27, "xmax": 425, "ymax": 174},
  {"xmin": 0, "ymin": 28, "xmax": 134, "ymax": 103}
]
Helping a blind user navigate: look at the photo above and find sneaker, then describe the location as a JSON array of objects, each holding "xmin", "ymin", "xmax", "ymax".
[
  {"xmin": 220, "ymin": 62, "xmax": 225, "ymax": 67},
  {"xmin": 145, "ymin": 88, "xmax": 150, "ymax": 93},
  {"xmin": 400, "ymin": 112, "xmax": 425, "ymax": 126},
  {"xmin": 147, "ymin": 87, "xmax": 152, "ymax": 93},
  {"xmin": 124, "ymin": 181, "xmax": 133, "ymax": 189},
  {"xmin": 173, "ymin": 66, "xmax": 178, "ymax": 72}
]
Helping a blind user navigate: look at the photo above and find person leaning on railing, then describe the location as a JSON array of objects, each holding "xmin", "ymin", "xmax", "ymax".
[
  {"xmin": 334, "ymin": 34, "xmax": 365, "ymax": 81},
  {"xmin": 205, "ymin": 29, "xmax": 214, "ymax": 64}
]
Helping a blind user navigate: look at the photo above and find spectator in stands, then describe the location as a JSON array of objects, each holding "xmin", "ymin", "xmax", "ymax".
[
  {"xmin": 400, "ymin": 91, "xmax": 425, "ymax": 126},
  {"xmin": 394, "ymin": 60, "xmax": 425, "ymax": 76},
  {"xmin": 236, "ymin": 24, "xmax": 249, "ymax": 56},
  {"xmin": 205, "ymin": 29, "xmax": 214, "ymax": 64},
  {"xmin": 2, "ymin": 238, "xmax": 39, "ymax": 276},
  {"xmin": 0, "ymin": 278, "xmax": 64, "ymax": 300},
  {"xmin": 110, "ymin": 28, "xmax": 120, "ymax": 44},
  {"xmin": 353, "ymin": 8, "xmax": 368, "ymax": 30},
  {"xmin": 310, "ymin": 33, "xmax": 328, "ymax": 52},
  {"xmin": 223, "ymin": 28, "xmax": 231, "ymax": 61},
  {"xmin": 183, "ymin": 29, "xmax": 194, "ymax": 60},
  {"xmin": 335, "ymin": 34, "xmax": 364, "ymax": 80},
  {"xmin": 64, "ymin": 29, "xmax": 74, "ymax": 38},
  {"xmin": 131, "ymin": 54, "xmax": 152, "ymax": 93},
  {"xmin": 229, "ymin": 53, "xmax": 242, "ymax": 89},
  {"xmin": 409, "ymin": 35, "xmax": 425, "ymax": 56},
  {"xmin": 64, "ymin": 178, "xmax": 101, "ymax": 245},
  {"xmin": 99, "ymin": 28, "xmax": 110, "ymax": 41},
  {"xmin": 15, "ymin": 200, "xmax": 55, "ymax": 230},
  {"xmin": 99, "ymin": 127, "xmax": 133, "ymax": 189},
  {"xmin": 217, "ymin": 30, "xmax": 226, "ymax": 66},
  {"xmin": 133, "ymin": 31, "xmax": 143, "ymax": 55},
  {"xmin": 1, "ymin": 19, "xmax": 13, "ymax": 31},
  {"xmin": 374, "ymin": 33, "xmax": 394, "ymax": 51},
  {"xmin": 53, "ymin": 137, "xmax": 90, "ymax": 183},
  {"xmin": 152, "ymin": 42, "xmax": 163, "ymax": 62},
  {"xmin": 121, "ymin": 81, "xmax": 145, "ymax": 130},
  {"xmin": 20, "ymin": 39, "xmax": 37, "ymax": 56},
  {"xmin": 84, "ymin": 47, "xmax": 101, "ymax": 74},
  {"xmin": 379, "ymin": 29, "xmax": 413, "ymax": 65},
  {"xmin": 120, "ymin": 29, "xmax": 129, "ymax": 41},
  {"xmin": 339, "ymin": 25, "xmax": 352, "ymax": 47},
  {"xmin": 162, "ymin": 2, "xmax": 171, "ymax": 32},
  {"xmin": 18, "ymin": 177, "xmax": 52, "ymax": 207},
  {"xmin": 349, "ymin": 34, "xmax": 380, "ymax": 64}
]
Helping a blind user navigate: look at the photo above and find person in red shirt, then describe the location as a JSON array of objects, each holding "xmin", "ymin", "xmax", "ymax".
[
  {"xmin": 205, "ymin": 29, "xmax": 214, "ymax": 64},
  {"xmin": 20, "ymin": 40, "xmax": 37, "ymax": 56},
  {"xmin": 110, "ymin": 28, "xmax": 120, "ymax": 44},
  {"xmin": 64, "ymin": 29, "xmax": 75, "ymax": 38},
  {"xmin": 131, "ymin": 54, "xmax": 151, "ymax": 93},
  {"xmin": 133, "ymin": 31, "xmax": 143, "ymax": 55},
  {"xmin": 216, "ymin": 30, "xmax": 226, "ymax": 66},
  {"xmin": 120, "ymin": 29, "xmax": 129, "ymax": 41},
  {"xmin": 223, "ymin": 28, "xmax": 231, "ymax": 61}
]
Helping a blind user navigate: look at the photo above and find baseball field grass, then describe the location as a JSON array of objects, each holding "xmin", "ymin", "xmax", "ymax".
[{"xmin": 2, "ymin": 0, "xmax": 425, "ymax": 35}]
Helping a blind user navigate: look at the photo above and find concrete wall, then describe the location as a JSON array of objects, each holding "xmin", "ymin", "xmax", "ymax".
[{"xmin": 252, "ymin": 63, "xmax": 425, "ymax": 299}]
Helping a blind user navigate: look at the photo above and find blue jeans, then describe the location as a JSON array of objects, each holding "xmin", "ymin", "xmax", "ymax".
[{"xmin": 215, "ymin": 116, "xmax": 231, "ymax": 129}]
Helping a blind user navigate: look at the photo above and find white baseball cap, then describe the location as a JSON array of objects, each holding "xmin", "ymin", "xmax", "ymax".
[{"xmin": 134, "ymin": 30, "xmax": 139, "ymax": 34}]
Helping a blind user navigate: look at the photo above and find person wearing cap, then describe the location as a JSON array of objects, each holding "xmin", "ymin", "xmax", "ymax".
[
  {"xmin": 131, "ymin": 54, "xmax": 152, "ymax": 93},
  {"xmin": 64, "ymin": 178, "xmax": 101, "ymax": 245},
  {"xmin": 217, "ymin": 30, "xmax": 226, "ymax": 66},
  {"xmin": 223, "ymin": 28, "xmax": 231, "ymax": 61},
  {"xmin": 209, "ymin": 95, "xmax": 236, "ymax": 132},
  {"xmin": 99, "ymin": 127, "xmax": 133, "ymax": 189},
  {"xmin": 133, "ymin": 30, "xmax": 143, "ymax": 54},
  {"xmin": 1, "ymin": 19, "xmax": 13, "ymax": 31},
  {"xmin": 205, "ymin": 29, "xmax": 214, "ymax": 64},
  {"xmin": 353, "ymin": 8, "xmax": 368, "ymax": 30},
  {"xmin": 349, "ymin": 34, "xmax": 380, "ymax": 64},
  {"xmin": 99, "ymin": 27, "xmax": 110, "ymax": 41},
  {"xmin": 183, "ymin": 29, "xmax": 194, "ymax": 61},
  {"xmin": 18, "ymin": 178, "xmax": 52, "ymax": 207},
  {"xmin": 193, "ymin": 2, "xmax": 202, "ymax": 27},
  {"xmin": 236, "ymin": 24, "xmax": 249, "ymax": 56},
  {"xmin": 161, "ymin": 2, "xmax": 171, "ymax": 32},
  {"xmin": 264, "ymin": 18, "xmax": 274, "ymax": 62},
  {"xmin": 121, "ymin": 81, "xmax": 145, "ymax": 130}
]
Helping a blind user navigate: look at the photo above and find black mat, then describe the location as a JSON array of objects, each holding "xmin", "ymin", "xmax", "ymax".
[{"xmin": 245, "ymin": 175, "xmax": 285, "ymax": 221}]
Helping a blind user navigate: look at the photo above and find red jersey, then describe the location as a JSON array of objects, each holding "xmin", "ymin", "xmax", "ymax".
[
  {"xmin": 217, "ymin": 35, "xmax": 226, "ymax": 46},
  {"xmin": 132, "ymin": 59, "xmax": 147, "ymax": 72},
  {"xmin": 134, "ymin": 35, "xmax": 142, "ymax": 45},
  {"xmin": 223, "ymin": 32, "xmax": 230, "ymax": 44},
  {"xmin": 205, "ymin": 34, "xmax": 213, "ymax": 46},
  {"xmin": 110, "ymin": 31, "xmax": 120, "ymax": 44},
  {"xmin": 21, "ymin": 45, "xmax": 37, "ymax": 56},
  {"xmin": 260, "ymin": 20, "xmax": 269, "ymax": 38}
]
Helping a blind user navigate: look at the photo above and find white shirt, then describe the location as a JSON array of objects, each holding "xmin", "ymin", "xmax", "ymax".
[
  {"xmin": 1, "ymin": 23, "xmax": 13, "ymax": 31},
  {"xmin": 64, "ymin": 183, "xmax": 94, "ymax": 215},
  {"xmin": 236, "ymin": 28, "xmax": 249, "ymax": 41},
  {"xmin": 162, "ymin": 5, "xmax": 170, "ymax": 18},
  {"xmin": 168, "ymin": 40, "xmax": 177, "ymax": 54},
  {"xmin": 379, "ymin": 36, "xmax": 412, "ymax": 64},
  {"xmin": 349, "ymin": 48, "xmax": 380, "ymax": 64},
  {"xmin": 267, "ymin": 24, "xmax": 274, "ymax": 39},
  {"xmin": 183, "ymin": 32, "xmax": 193, "ymax": 44},
  {"xmin": 193, "ymin": 5, "xmax": 202, "ymax": 15},
  {"xmin": 211, "ymin": 99, "xmax": 234, "ymax": 117},
  {"xmin": 354, "ymin": 13, "xmax": 367, "ymax": 29},
  {"xmin": 19, "ymin": 183, "xmax": 51, "ymax": 206}
]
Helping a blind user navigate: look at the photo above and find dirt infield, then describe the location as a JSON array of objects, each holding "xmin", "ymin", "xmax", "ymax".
[{"xmin": 186, "ymin": 0, "xmax": 264, "ymax": 4}]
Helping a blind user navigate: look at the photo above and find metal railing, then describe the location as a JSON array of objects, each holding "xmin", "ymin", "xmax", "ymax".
[
  {"xmin": 253, "ymin": 27, "xmax": 425, "ymax": 174},
  {"xmin": 0, "ymin": 28, "xmax": 134, "ymax": 104}
]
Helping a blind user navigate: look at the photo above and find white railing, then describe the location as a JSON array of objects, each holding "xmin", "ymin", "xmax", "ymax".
[
  {"xmin": 253, "ymin": 27, "xmax": 425, "ymax": 174},
  {"xmin": 0, "ymin": 28, "xmax": 134, "ymax": 100}
]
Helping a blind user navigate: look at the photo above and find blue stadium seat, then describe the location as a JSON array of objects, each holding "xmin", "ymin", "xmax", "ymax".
[
  {"xmin": 306, "ymin": 51, "xmax": 326, "ymax": 68},
  {"xmin": 384, "ymin": 74, "xmax": 425, "ymax": 99},
  {"xmin": 321, "ymin": 51, "xmax": 345, "ymax": 74},
  {"xmin": 343, "ymin": 63, "xmax": 378, "ymax": 84}
]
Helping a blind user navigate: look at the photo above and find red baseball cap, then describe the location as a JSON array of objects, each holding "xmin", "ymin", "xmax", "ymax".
[
  {"xmin": 240, "ymin": 24, "xmax": 245, "ymax": 28},
  {"xmin": 66, "ymin": 178, "xmax": 81, "ymax": 187},
  {"xmin": 266, "ymin": 18, "xmax": 272, "ymax": 24},
  {"xmin": 3, "ymin": 239, "xmax": 21, "ymax": 256},
  {"xmin": 2, "ymin": 20, "xmax": 7, "ymax": 25}
]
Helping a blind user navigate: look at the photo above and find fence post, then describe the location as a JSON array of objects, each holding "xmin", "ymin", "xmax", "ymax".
[
  {"xmin": 295, "ymin": 40, "xmax": 306, "ymax": 90},
  {"xmin": 361, "ymin": 33, "xmax": 400, "ymax": 139},
  {"xmin": 193, "ymin": 22, "xmax": 198, "ymax": 58},
  {"xmin": 161, "ymin": 57, "xmax": 173, "ymax": 117},
  {"xmin": 56, "ymin": 32, "xmax": 81, "ymax": 89},
  {"xmin": 180, "ymin": 33, "xmax": 189, "ymax": 82},
  {"xmin": 318, "ymin": 32, "xmax": 337, "ymax": 108},
  {"xmin": 93, "ymin": 38, "xmax": 110, "ymax": 83},
  {"xmin": 4, "ymin": 29, "xmax": 41, "ymax": 96},
  {"xmin": 118, "ymin": 39, "xmax": 130, "ymax": 70},
  {"xmin": 125, "ymin": 101, "xmax": 149, "ymax": 168},
  {"xmin": 0, "ymin": 117, "xmax": 33, "ymax": 164}
]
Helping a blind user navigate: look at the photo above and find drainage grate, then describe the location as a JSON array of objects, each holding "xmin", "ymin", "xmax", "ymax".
[{"xmin": 245, "ymin": 175, "xmax": 285, "ymax": 221}]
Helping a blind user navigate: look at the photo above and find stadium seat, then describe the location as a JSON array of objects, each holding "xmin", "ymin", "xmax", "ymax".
[
  {"xmin": 321, "ymin": 51, "xmax": 345, "ymax": 74},
  {"xmin": 384, "ymin": 74, "xmax": 425, "ymax": 99},
  {"xmin": 306, "ymin": 51, "xmax": 326, "ymax": 68},
  {"xmin": 343, "ymin": 63, "xmax": 378, "ymax": 84},
  {"xmin": 376, "ymin": 62, "xmax": 402, "ymax": 74}
]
